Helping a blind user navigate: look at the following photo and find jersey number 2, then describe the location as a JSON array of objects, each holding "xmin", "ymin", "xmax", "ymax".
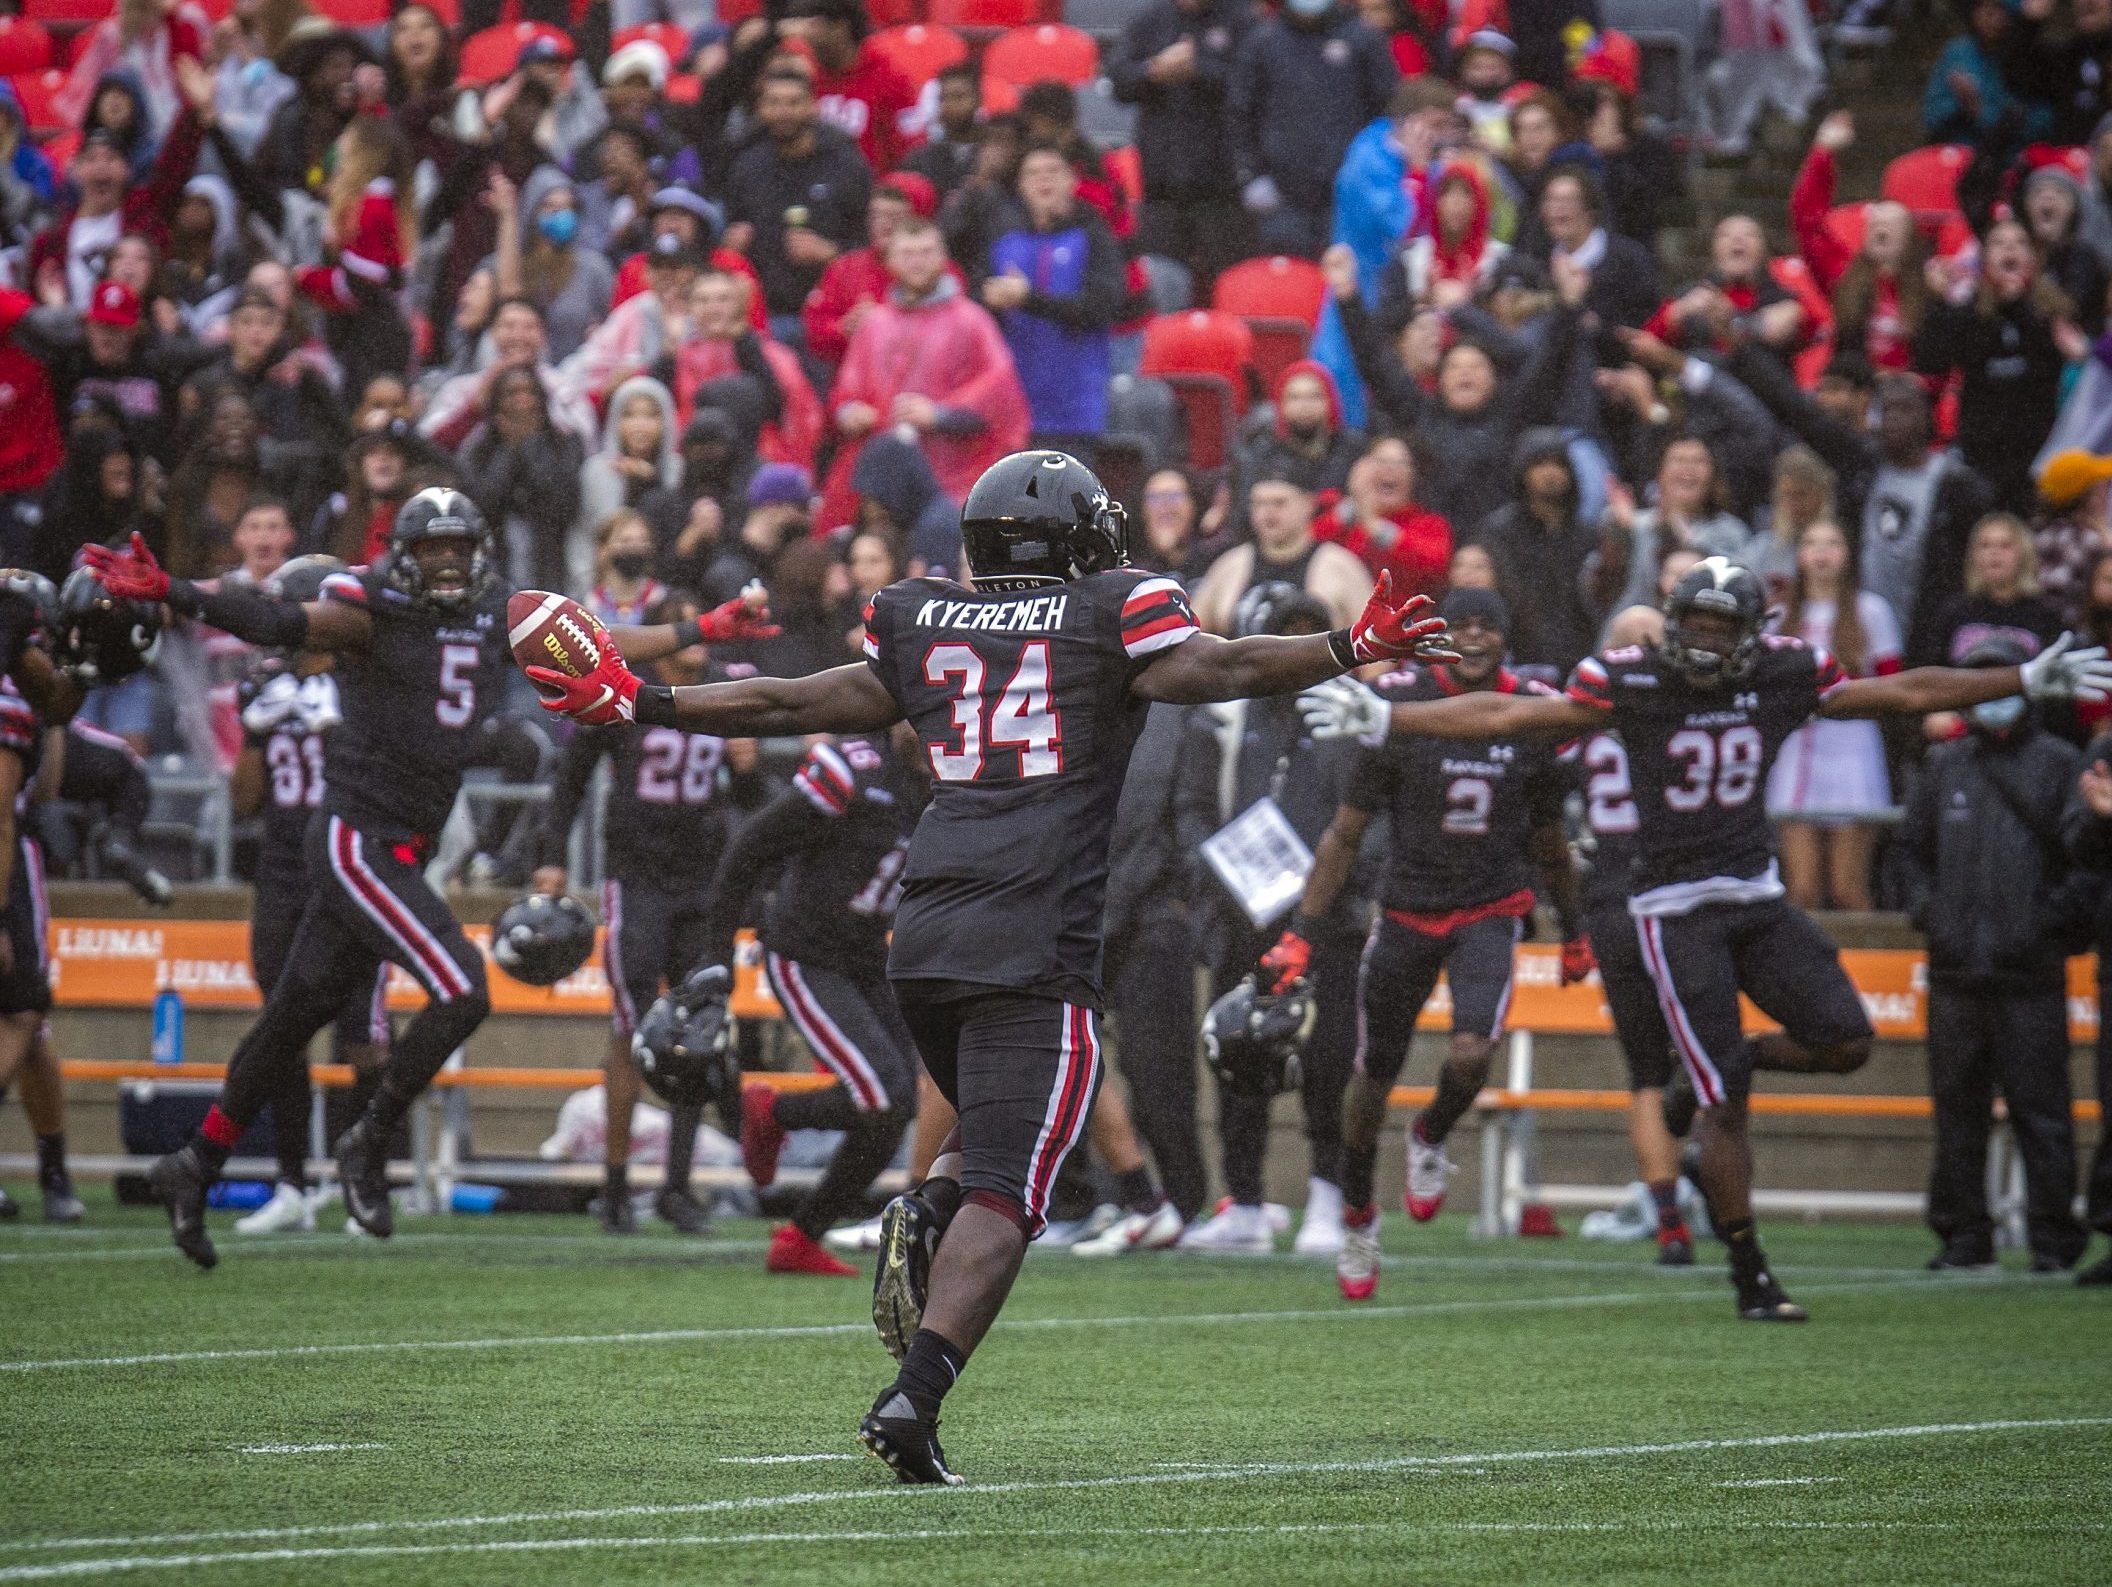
[{"xmin": 922, "ymin": 642, "xmax": 1062, "ymax": 781}]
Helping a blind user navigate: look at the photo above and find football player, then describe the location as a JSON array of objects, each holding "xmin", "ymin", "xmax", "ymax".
[
  {"xmin": 699, "ymin": 729, "xmax": 922, "ymax": 1275},
  {"xmin": 1263, "ymin": 587, "xmax": 1589, "ymax": 1302},
  {"xmin": 226, "ymin": 555, "xmax": 391, "ymax": 1236},
  {"xmin": 1570, "ymin": 605, "xmax": 1693, "ymax": 1265},
  {"xmin": 534, "ymin": 603, "xmax": 764, "ymax": 1236},
  {"xmin": 1300, "ymin": 557, "xmax": 2112, "ymax": 1321},
  {"xmin": 524, "ymin": 449, "xmax": 1456, "ymax": 1483},
  {"xmin": 83, "ymin": 495, "xmax": 774, "ymax": 1268}
]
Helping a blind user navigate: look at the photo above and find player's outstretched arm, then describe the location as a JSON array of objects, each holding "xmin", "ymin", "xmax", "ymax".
[
  {"xmin": 611, "ymin": 582, "xmax": 781, "ymax": 663},
  {"xmin": 1299, "ymin": 673, "xmax": 1602, "ymax": 743},
  {"xmin": 80, "ymin": 533, "xmax": 370, "ymax": 652},
  {"xmin": 1134, "ymin": 571, "xmax": 1458, "ymax": 705},
  {"xmin": 528, "ymin": 646, "xmax": 902, "ymax": 737},
  {"xmin": 1818, "ymin": 634, "xmax": 2112, "ymax": 719}
]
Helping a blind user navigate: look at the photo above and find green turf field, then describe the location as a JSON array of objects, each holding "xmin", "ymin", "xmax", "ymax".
[{"xmin": 2, "ymin": 1192, "xmax": 2107, "ymax": 1586}]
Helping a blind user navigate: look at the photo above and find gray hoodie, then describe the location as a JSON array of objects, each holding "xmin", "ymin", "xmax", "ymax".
[
  {"xmin": 572, "ymin": 374, "xmax": 680, "ymax": 593},
  {"xmin": 487, "ymin": 165, "xmax": 615, "ymax": 362}
]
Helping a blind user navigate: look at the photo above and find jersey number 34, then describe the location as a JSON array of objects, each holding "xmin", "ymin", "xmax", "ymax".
[{"xmin": 921, "ymin": 642, "xmax": 1063, "ymax": 782}]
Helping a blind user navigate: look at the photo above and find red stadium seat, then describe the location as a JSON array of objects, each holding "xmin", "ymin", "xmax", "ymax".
[
  {"xmin": 0, "ymin": 20, "xmax": 54, "ymax": 77},
  {"xmin": 1243, "ymin": 322, "xmax": 1311, "ymax": 393},
  {"xmin": 2022, "ymin": 142, "xmax": 2088, "ymax": 181},
  {"xmin": 1212, "ymin": 254, "xmax": 1327, "ymax": 328},
  {"xmin": 1139, "ymin": 309, "xmax": 1256, "ymax": 422},
  {"xmin": 309, "ymin": 0, "xmax": 394, "ymax": 25},
  {"xmin": 1161, "ymin": 375, "xmax": 1238, "ymax": 471},
  {"xmin": 982, "ymin": 22, "xmax": 1098, "ymax": 87},
  {"xmin": 20, "ymin": 0, "xmax": 119, "ymax": 22},
  {"xmin": 8, "ymin": 69, "xmax": 66, "ymax": 134},
  {"xmin": 459, "ymin": 21, "xmax": 567, "ymax": 86},
  {"xmin": 1103, "ymin": 142, "xmax": 1142, "ymax": 209},
  {"xmin": 611, "ymin": 22, "xmax": 691, "ymax": 64},
  {"xmin": 979, "ymin": 72, "xmax": 1020, "ymax": 114},
  {"xmin": 1880, "ymin": 144, "xmax": 1969, "ymax": 231},
  {"xmin": 928, "ymin": 0, "xmax": 1039, "ymax": 28},
  {"xmin": 868, "ymin": 24, "xmax": 968, "ymax": 89},
  {"xmin": 866, "ymin": 0, "xmax": 916, "ymax": 24},
  {"xmin": 719, "ymin": 0, "xmax": 762, "ymax": 20}
]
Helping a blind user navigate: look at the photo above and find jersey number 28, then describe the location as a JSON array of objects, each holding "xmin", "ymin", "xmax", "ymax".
[{"xmin": 922, "ymin": 642, "xmax": 1062, "ymax": 781}]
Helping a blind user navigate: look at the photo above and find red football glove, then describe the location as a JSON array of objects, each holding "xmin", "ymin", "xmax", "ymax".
[
  {"xmin": 1341, "ymin": 571, "xmax": 1459, "ymax": 666},
  {"xmin": 1260, "ymin": 927, "xmax": 1313, "ymax": 994},
  {"xmin": 692, "ymin": 583, "xmax": 782, "ymax": 643},
  {"xmin": 1559, "ymin": 936, "xmax": 1598, "ymax": 987},
  {"xmin": 526, "ymin": 643, "xmax": 642, "ymax": 727},
  {"xmin": 81, "ymin": 531, "xmax": 171, "ymax": 602}
]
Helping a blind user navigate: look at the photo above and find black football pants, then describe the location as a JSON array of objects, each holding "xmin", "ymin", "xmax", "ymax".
[
  {"xmin": 218, "ymin": 815, "xmax": 489, "ymax": 1135},
  {"xmin": 1926, "ymin": 984, "xmax": 2086, "ymax": 1263}
]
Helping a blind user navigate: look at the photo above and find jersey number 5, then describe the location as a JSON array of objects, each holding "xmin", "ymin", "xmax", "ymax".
[
  {"xmin": 922, "ymin": 641, "xmax": 1063, "ymax": 782},
  {"xmin": 436, "ymin": 643, "xmax": 479, "ymax": 729}
]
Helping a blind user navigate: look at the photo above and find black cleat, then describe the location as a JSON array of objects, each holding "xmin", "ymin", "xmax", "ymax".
[
  {"xmin": 1656, "ymin": 1223, "xmax": 1694, "ymax": 1266},
  {"xmin": 1926, "ymin": 1240, "xmax": 1998, "ymax": 1273},
  {"xmin": 654, "ymin": 1186, "xmax": 710, "ymax": 1235},
  {"xmin": 1734, "ymin": 1267, "xmax": 1808, "ymax": 1322},
  {"xmin": 859, "ymin": 1389, "xmax": 964, "ymax": 1485},
  {"xmin": 2077, "ymin": 1250, "xmax": 2112, "ymax": 1287},
  {"xmin": 873, "ymin": 1193, "xmax": 938, "ymax": 1362},
  {"xmin": 149, "ymin": 1146, "xmax": 217, "ymax": 1269},
  {"xmin": 597, "ymin": 1192, "xmax": 636, "ymax": 1234},
  {"xmin": 0, "ymin": 1185, "xmax": 18, "ymax": 1220},
  {"xmin": 39, "ymin": 1172, "xmax": 84, "ymax": 1225},
  {"xmin": 335, "ymin": 1120, "xmax": 393, "ymax": 1238}
]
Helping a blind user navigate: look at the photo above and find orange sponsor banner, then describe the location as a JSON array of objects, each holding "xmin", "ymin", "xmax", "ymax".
[
  {"xmin": 41, "ymin": 920, "xmax": 2105, "ymax": 1042},
  {"xmin": 46, "ymin": 919, "xmax": 786, "ymax": 1021}
]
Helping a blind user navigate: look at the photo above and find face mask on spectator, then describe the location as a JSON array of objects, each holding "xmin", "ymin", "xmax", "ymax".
[
  {"xmin": 538, "ymin": 210, "xmax": 579, "ymax": 248},
  {"xmin": 1969, "ymin": 696, "xmax": 2026, "ymax": 733},
  {"xmin": 609, "ymin": 551, "xmax": 651, "ymax": 579},
  {"xmin": 1286, "ymin": 0, "xmax": 1332, "ymax": 17}
]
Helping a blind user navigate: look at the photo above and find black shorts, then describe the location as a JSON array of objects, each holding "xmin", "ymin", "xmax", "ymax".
[
  {"xmin": 762, "ymin": 949, "xmax": 918, "ymax": 1114},
  {"xmin": 1586, "ymin": 898, "xmax": 1673, "ymax": 1091},
  {"xmin": 1355, "ymin": 912, "xmax": 1519, "ymax": 1087},
  {"xmin": 253, "ymin": 860, "xmax": 389, "ymax": 1051},
  {"xmin": 299, "ymin": 813, "xmax": 486, "ymax": 1010},
  {"xmin": 1632, "ymin": 895, "xmax": 1873, "ymax": 1107},
  {"xmin": 896, "ymin": 981, "xmax": 1103, "ymax": 1236},
  {"xmin": 602, "ymin": 877, "xmax": 717, "ymax": 1038},
  {"xmin": 0, "ymin": 834, "xmax": 50, "ymax": 1016}
]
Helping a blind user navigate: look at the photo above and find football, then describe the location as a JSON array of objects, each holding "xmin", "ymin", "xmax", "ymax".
[{"xmin": 506, "ymin": 589, "xmax": 606, "ymax": 684}]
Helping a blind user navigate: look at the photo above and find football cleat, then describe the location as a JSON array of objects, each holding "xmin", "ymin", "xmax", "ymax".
[
  {"xmin": 149, "ymin": 1145, "xmax": 217, "ymax": 1270},
  {"xmin": 1337, "ymin": 1203, "xmax": 1380, "ymax": 1301},
  {"xmin": 1405, "ymin": 1133, "xmax": 1454, "ymax": 1221},
  {"xmin": 1656, "ymin": 1222, "xmax": 1695, "ymax": 1267},
  {"xmin": 1294, "ymin": 1176, "xmax": 1346, "ymax": 1256},
  {"xmin": 235, "ymin": 1181, "xmax": 315, "ymax": 1235},
  {"xmin": 740, "ymin": 1083, "xmax": 786, "ymax": 1189},
  {"xmin": 2077, "ymin": 1251, "xmax": 2112, "ymax": 1287},
  {"xmin": 860, "ymin": 1389, "xmax": 965, "ymax": 1485},
  {"xmin": 1177, "ymin": 1201, "xmax": 1275, "ymax": 1253},
  {"xmin": 39, "ymin": 1172, "xmax": 83, "ymax": 1225},
  {"xmin": 1071, "ymin": 1199, "xmax": 1183, "ymax": 1256},
  {"xmin": 0, "ymin": 1184, "xmax": 17, "ymax": 1220},
  {"xmin": 1925, "ymin": 1241, "xmax": 1998, "ymax": 1273},
  {"xmin": 872, "ymin": 1192, "xmax": 940, "ymax": 1361},
  {"xmin": 335, "ymin": 1120, "xmax": 394, "ymax": 1239},
  {"xmin": 824, "ymin": 1215, "xmax": 886, "ymax": 1253},
  {"xmin": 768, "ymin": 1223, "xmax": 859, "ymax": 1276},
  {"xmin": 1735, "ymin": 1267, "xmax": 1809, "ymax": 1322},
  {"xmin": 655, "ymin": 1186, "xmax": 710, "ymax": 1235},
  {"xmin": 597, "ymin": 1192, "xmax": 637, "ymax": 1234}
]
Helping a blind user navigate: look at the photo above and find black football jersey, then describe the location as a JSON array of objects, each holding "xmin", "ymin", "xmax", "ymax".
[
  {"xmin": 0, "ymin": 684, "xmax": 42, "ymax": 792},
  {"xmin": 1346, "ymin": 664, "xmax": 1566, "ymax": 914},
  {"xmin": 1571, "ymin": 730, "xmax": 1641, "ymax": 913},
  {"xmin": 246, "ymin": 672, "xmax": 341, "ymax": 888},
  {"xmin": 761, "ymin": 736, "xmax": 915, "ymax": 971},
  {"xmin": 1565, "ymin": 635, "xmax": 1848, "ymax": 902},
  {"xmin": 862, "ymin": 569, "xmax": 1200, "ymax": 1005},
  {"xmin": 318, "ymin": 568, "xmax": 511, "ymax": 840}
]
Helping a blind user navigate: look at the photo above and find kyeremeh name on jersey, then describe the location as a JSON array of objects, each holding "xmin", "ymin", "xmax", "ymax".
[{"xmin": 912, "ymin": 595, "xmax": 1072, "ymax": 633}]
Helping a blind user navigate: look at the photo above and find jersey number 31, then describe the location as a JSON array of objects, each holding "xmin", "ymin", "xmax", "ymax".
[{"xmin": 921, "ymin": 642, "xmax": 1062, "ymax": 782}]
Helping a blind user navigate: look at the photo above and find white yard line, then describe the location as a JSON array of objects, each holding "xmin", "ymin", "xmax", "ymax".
[
  {"xmin": 0, "ymin": 1233, "xmax": 770, "ymax": 1264},
  {"xmin": 233, "ymin": 1444, "xmax": 386, "ymax": 1456},
  {"xmin": 1719, "ymin": 1476, "xmax": 1843, "ymax": 1488},
  {"xmin": 0, "ymin": 1274, "xmax": 1990, "ymax": 1375},
  {"xmin": 6, "ymin": 1415, "xmax": 2105, "ymax": 1566},
  {"xmin": 716, "ymin": 1455, "xmax": 863, "ymax": 1466}
]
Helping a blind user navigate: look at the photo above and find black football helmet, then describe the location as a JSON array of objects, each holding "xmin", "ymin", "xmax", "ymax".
[
  {"xmin": 1202, "ymin": 974, "xmax": 1316, "ymax": 1098},
  {"xmin": 959, "ymin": 450, "xmax": 1128, "ymax": 592},
  {"xmin": 0, "ymin": 568, "xmax": 59, "ymax": 644},
  {"xmin": 384, "ymin": 487, "xmax": 493, "ymax": 611},
  {"xmin": 1661, "ymin": 555, "xmax": 1766, "ymax": 687},
  {"xmin": 264, "ymin": 553, "xmax": 346, "ymax": 605},
  {"xmin": 633, "ymin": 964, "xmax": 740, "ymax": 1123},
  {"xmin": 56, "ymin": 566, "xmax": 162, "ymax": 684},
  {"xmin": 490, "ymin": 892, "xmax": 596, "ymax": 986}
]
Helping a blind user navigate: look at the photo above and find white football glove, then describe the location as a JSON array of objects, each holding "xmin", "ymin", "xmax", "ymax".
[
  {"xmin": 1298, "ymin": 676, "xmax": 1391, "ymax": 746},
  {"xmin": 2020, "ymin": 632, "xmax": 2112, "ymax": 702},
  {"xmin": 240, "ymin": 672, "xmax": 301, "ymax": 735}
]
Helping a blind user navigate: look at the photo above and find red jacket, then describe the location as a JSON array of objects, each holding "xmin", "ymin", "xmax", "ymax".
[
  {"xmin": 0, "ymin": 292, "xmax": 63, "ymax": 495},
  {"xmin": 801, "ymin": 246, "xmax": 965, "ymax": 366},
  {"xmin": 1313, "ymin": 494, "xmax": 1453, "ymax": 599},
  {"xmin": 27, "ymin": 108, "xmax": 205, "ymax": 294},
  {"xmin": 296, "ymin": 180, "xmax": 404, "ymax": 312},
  {"xmin": 812, "ymin": 47, "xmax": 917, "ymax": 173}
]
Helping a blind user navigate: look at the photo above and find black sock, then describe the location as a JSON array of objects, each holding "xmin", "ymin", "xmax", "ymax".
[
  {"xmin": 1647, "ymin": 1178, "xmax": 1681, "ymax": 1230},
  {"xmin": 367, "ymin": 1076, "xmax": 417, "ymax": 1133},
  {"xmin": 605, "ymin": 1161, "xmax": 629, "ymax": 1198},
  {"xmin": 35, "ymin": 1132, "xmax": 65, "ymax": 1185},
  {"xmin": 191, "ymin": 1134, "xmax": 232, "ymax": 1177},
  {"xmin": 774, "ymin": 1085, "xmax": 858, "ymax": 1134},
  {"xmin": 1114, "ymin": 1164, "xmax": 1160, "ymax": 1217},
  {"xmin": 892, "ymin": 1328, "xmax": 966, "ymax": 1421},
  {"xmin": 1719, "ymin": 1216, "xmax": 1766, "ymax": 1280},
  {"xmin": 917, "ymin": 1174, "xmax": 963, "ymax": 1232},
  {"xmin": 1342, "ymin": 1142, "xmax": 1378, "ymax": 1212},
  {"xmin": 666, "ymin": 1100, "xmax": 703, "ymax": 1189}
]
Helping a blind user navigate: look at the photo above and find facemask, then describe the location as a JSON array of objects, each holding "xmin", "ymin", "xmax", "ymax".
[
  {"xmin": 1286, "ymin": 0, "xmax": 1332, "ymax": 16},
  {"xmin": 609, "ymin": 550, "xmax": 651, "ymax": 580},
  {"xmin": 537, "ymin": 209, "xmax": 579, "ymax": 247},
  {"xmin": 1970, "ymin": 695, "xmax": 2026, "ymax": 732}
]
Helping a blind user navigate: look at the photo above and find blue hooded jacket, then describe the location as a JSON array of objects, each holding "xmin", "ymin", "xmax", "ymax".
[
  {"xmin": 1310, "ymin": 117, "xmax": 1413, "ymax": 430},
  {"xmin": 0, "ymin": 80, "xmax": 54, "ymax": 220}
]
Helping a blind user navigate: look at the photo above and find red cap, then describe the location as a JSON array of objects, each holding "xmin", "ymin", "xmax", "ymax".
[
  {"xmin": 87, "ymin": 280, "xmax": 140, "ymax": 329},
  {"xmin": 878, "ymin": 170, "xmax": 939, "ymax": 219}
]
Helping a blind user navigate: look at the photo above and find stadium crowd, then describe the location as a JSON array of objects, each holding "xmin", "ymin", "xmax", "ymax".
[{"xmin": 0, "ymin": 0, "xmax": 2109, "ymax": 1285}]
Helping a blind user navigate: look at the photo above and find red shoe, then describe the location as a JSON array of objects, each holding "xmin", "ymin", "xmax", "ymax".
[
  {"xmin": 767, "ymin": 1223, "xmax": 858, "ymax": 1276},
  {"xmin": 741, "ymin": 1083, "xmax": 786, "ymax": 1189},
  {"xmin": 1337, "ymin": 1203, "xmax": 1379, "ymax": 1302}
]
